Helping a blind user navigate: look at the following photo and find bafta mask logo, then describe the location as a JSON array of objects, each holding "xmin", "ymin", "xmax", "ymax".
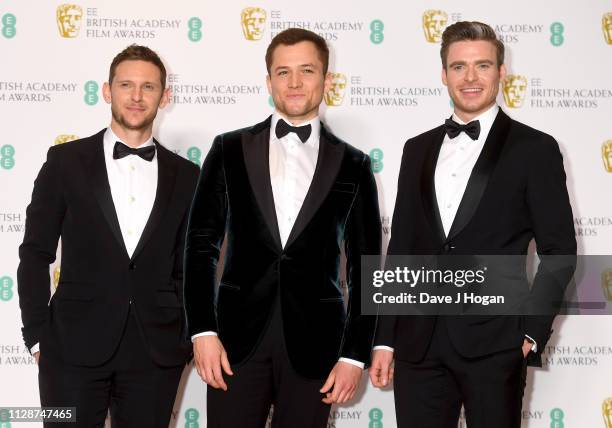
[
  {"xmin": 53, "ymin": 267, "xmax": 61, "ymax": 290},
  {"xmin": 422, "ymin": 10, "xmax": 448, "ymax": 43},
  {"xmin": 54, "ymin": 134, "xmax": 79, "ymax": 145},
  {"xmin": 603, "ymin": 13, "xmax": 612, "ymax": 45},
  {"xmin": 241, "ymin": 7, "xmax": 266, "ymax": 41},
  {"xmin": 603, "ymin": 398, "xmax": 612, "ymax": 428},
  {"xmin": 324, "ymin": 73, "xmax": 347, "ymax": 106},
  {"xmin": 57, "ymin": 4, "xmax": 83, "ymax": 38},
  {"xmin": 502, "ymin": 75, "xmax": 528, "ymax": 108},
  {"xmin": 602, "ymin": 269, "xmax": 612, "ymax": 301},
  {"xmin": 602, "ymin": 141, "xmax": 612, "ymax": 173}
]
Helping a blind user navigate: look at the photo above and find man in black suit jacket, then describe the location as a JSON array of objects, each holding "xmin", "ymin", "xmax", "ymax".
[
  {"xmin": 184, "ymin": 28, "xmax": 381, "ymax": 427},
  {"xmin": 369, "ymin": 22, "xmax": 576, "ymax": 428},
  {"xmin": 18, "ymin": 45, "xmax": 199, "ymax": 427}
]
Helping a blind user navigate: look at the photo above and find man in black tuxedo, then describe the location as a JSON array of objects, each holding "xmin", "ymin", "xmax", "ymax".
[
  {"xmin": 369, "ymin": 22, "xmax": 576, "ymax": 428},
  {"xmin": 18, "ymin": 45, "xmax": 199, "ymax": 427},
  {"xmin": 184, "ymin": 28, "xmax": 381, "ymax": 427}
]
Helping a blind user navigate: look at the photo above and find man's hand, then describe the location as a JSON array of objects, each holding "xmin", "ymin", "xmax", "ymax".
[
  {"xmin": 369, "ymin": 349, "xmax": 394, "ymax": 388},
  {"xmin": 193, "ymin": 336, "xmax": 233, "ymax": 391},
  {"xmin": 33, "ymin": 351, "xmax": 40, "ymax": 365},
  {"xmin": 522, "ymin": 338, "xmax": 533, "ymax": 358},
  {"xmin": 320, "ymin": 361, "xmax": 362, "ymax": 404}
]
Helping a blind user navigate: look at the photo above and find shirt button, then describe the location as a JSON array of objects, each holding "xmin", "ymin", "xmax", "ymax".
[
  {"xmin": 129, "ymin": 196, "xmax": 135, "ymax": 203},
  {"xmin": 446, "ymin": 204, "xmax": 452, "ymax": 208},
  {"xmin": 130, "ymin": 165, "xmax": 135, "ymax": 171},
  {"xmin": 451, "ymin": 173, "xmax": 457, "ymax": 178},
  {"xmin": 127, "ymin": 230, "xmax": 133, "ymax": 236}
]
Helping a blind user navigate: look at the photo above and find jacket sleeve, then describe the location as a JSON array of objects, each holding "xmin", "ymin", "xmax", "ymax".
[
  {"xmin": 340, "ymin": 155, "xmax": 381, "ymax": 366},
  {"xmin": 17, "ymin": 147, "xmax": 65, "ymax": 350},
  {"xmin": 524, "ymin": 135, "xmax": 577, "ymax": 355},
  {"xmin": 183, "ymin": 137, "xmax": 228, "ymax": 337}
]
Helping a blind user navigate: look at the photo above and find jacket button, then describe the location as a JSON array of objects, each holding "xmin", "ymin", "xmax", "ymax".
[
  {"xmin": 443, "ymin": 244, "xmax": 451, "ymax": 253},
  {"xmin": 129, "ymin": 262, "xmax": 136, "ymax": 270}
]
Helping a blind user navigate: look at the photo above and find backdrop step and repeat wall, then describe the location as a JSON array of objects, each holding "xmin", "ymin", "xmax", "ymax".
[{"xmin": 1, "ymin": 2, "xmax": 611, "ymax": 427}]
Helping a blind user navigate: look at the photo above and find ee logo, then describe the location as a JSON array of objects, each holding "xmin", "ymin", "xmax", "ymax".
[
  {"xmin": 550, "ymin": 22, "xmax": 564, "ymax": 47},
  {"xmin": 188, "ymin": 17, "xmax": 202, "ymax": 42},
  {"xmin": 369, "ymin": 407, "xmax": 383, "ymax": 428},
  {"xmin": 370, "ymin": 148, "xmax": 383, "ymax": 173},
  {"xmin": 186, "ymin": 147, "xmax": 202, "ymax": 167},
  {"xmin": 370, "ymin": 19, "xmax": 384, "ymax": 44},
  {"xmin": 84, "ymin": 81, "xmax": 99, "ymax": 106},
  {"xmin": 550, "ymin": 408, "xmax": 564, "ymax": 428},
  {"xmin": 0, "ymin": 145, "xmax": 15, "ymax": 170},
  {"xmin": 2, "ymin": 13, "xmax": 16, "ymax": 38},
  {"xmin": 184, "ymin": 408, "xmax": 199, "ymax": 428},
  {"xmin": 0, "ymin": 276, "xmax": 14, "ymax": 302}
]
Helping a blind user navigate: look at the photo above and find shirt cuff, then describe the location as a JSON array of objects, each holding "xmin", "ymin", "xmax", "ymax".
[
  {"xmin": 373, "ymin": 345, "xmax": 394, "ymax": 352},
  {"xmin": 524, "ymin": 335, "xmax": 537, "ymax": 353},
  {"xmin": 30, "ymin": 343, "xmax": 40, "ymax": 355},
  {"xmin": 339, "ymin": 357, "xmax": 365, "ymax": 369},
  {"xmin": 191, "ymin": 331, "xmax": 218, "ymax": 342}
]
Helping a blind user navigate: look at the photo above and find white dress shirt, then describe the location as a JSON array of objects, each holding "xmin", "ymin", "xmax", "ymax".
[
  {"xmin": 374, "ymin": 105, "xmax": 536, "ymax": 354},
  {"xmin": 435, "ymin": 104, "xmax": 498, "ymax": 236},
  {"xmin": 103, "ymin": 127, "xmax": 158, "ymax": 258},
  {"xmin": 192, "ymin": 112, "xmax": 365, "ymax": 369},
  {"xmin": 31, "ymin": 127, "xmax": 158, "ymax": 355}
]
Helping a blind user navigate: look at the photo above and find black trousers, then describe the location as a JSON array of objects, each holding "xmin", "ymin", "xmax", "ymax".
[
  {"xmin": 207, "ymin": 299, "xmax": 331, "ymax": 428},
  {"xmin": 393, "ymin": 317, "xmax": 527, "ymax": 428},
  {"xmin": 39, "ymin": 305, "xmax": 184, "ymax": 428}
]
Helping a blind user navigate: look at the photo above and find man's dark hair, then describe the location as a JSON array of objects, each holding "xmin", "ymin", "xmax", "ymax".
[
  {"xmin": 265, "ymin": 28, "xmax": 329, "ymax": 74},
  {"xmin": 108, "ymin": 44, "xmax": 167, "ymax": 90},
  {"xmin": 440, "ymin": 21, "xmax": 504, "ymax": 69}
]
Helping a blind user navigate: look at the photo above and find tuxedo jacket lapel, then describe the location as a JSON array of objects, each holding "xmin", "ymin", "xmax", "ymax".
[
  {"xmin": 88, "ymin": 134, "xmax": 129, "ymax": 258},
  {"xmin": 242, "ymin": 117, "xmax": 283, "ymax": 250},
  {"xmin": 421, "ymin": 126, "xmax": 447, "ymax": 244},
  {"xmin": 446, "ymin": 110, "xmax": 512, "ymax": 241},
  {"xmin": 285, "ymin": 124, "xmax": 345, "ymax": 248},
  {"xmin": 131, "ymin": 141, "xmax": 177, "ymax": 260}
]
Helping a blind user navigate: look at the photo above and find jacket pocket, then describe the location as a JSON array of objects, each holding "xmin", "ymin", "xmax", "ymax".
[{"xmin": 331, "ymin": 182, "xmax": 355, "ymax": 194}]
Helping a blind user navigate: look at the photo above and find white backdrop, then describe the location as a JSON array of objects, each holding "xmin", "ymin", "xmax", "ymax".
[{"xmin": 1, "ymin": 2, "xmax": 611, "ymax": 427}]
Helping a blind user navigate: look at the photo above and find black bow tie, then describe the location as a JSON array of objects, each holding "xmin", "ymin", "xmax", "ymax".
[
  {"xmin": 113, "ymin": 141, "xmax": 156, "ymax": 161},
  {"xmin": 444, "ymin": 118, "xmax": 481, "ymax": 141},
  {"xmin": 275, "ymin": 119, "xmax": 312, "ymax": 143}
]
